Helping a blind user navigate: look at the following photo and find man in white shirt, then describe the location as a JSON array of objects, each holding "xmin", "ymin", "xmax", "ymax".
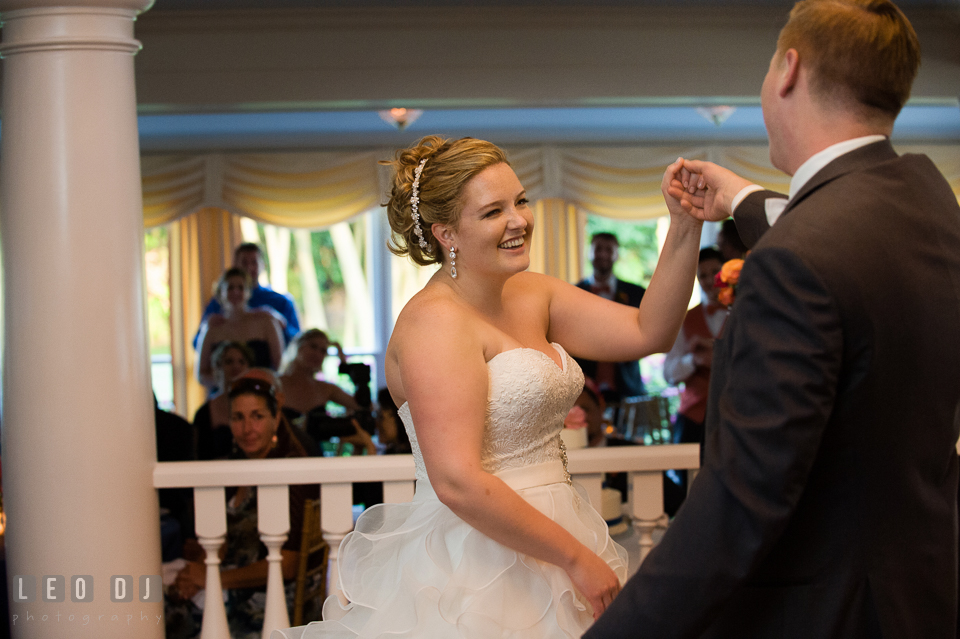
[{"xmin": 588, "ymin": 1, "xmax": 960, "ymax": 637}]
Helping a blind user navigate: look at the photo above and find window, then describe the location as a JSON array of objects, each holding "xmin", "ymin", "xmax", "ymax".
[
  {"xmin": 583, "ymin": 215, "xmax": 676, "ymax": 400},
  {"xmin": 144, "ymin": 226, "xmax": 174, "ymax": 410},
  {"xmin": 238, "ymin": 214, "xmax": 378, "ymax": 388}
]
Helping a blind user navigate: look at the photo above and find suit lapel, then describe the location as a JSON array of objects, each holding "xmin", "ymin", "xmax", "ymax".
[{"xmin": 781, "ymin": 139, "xmax": 898, "ymax": 218}]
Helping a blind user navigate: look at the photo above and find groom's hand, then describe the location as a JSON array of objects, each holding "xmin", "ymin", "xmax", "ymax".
[
  {"xmin": 666, "ymin": 159, "xmax": 754, "ymax": 222},
  {"xmin": 662, "ymin": 158, "xmax": 706, "ymax": 233}
]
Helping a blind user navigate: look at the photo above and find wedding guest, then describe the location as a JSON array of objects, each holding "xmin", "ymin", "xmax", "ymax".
[
  {"xmin": 155, "ymin": 394, "xmax": 197, "ymax": 558},
  {"xmin": 716, "ymin": 218, "xmax": 748, "ymax": 262},
  {"xmin": 279, "ymin": 329, "xmax": 374, "ymax": 456},
  {"xmin": 196, "ymin": 267, "xmax": 284, "ymax": 389},
  {"xmin": 660, "ymin": 247, "xmax": 726, "ymax": 510},
  {"xmin": 193, "ymin": 243, "xmax": 300, "ymax": 347},
  {"xmin": 193, "ymin": 341, "xmax": 254, "ymax": 460},
  {"xmin": 168, "ymin": 377, "xmax": 321, "ymax": 639},
  {"xmin": 575, "ymin": 232, "xmax": 647, "ymax": 402},
  {"xmin": 663, "ymin": 247, "xmax": 727, "ymax": 454},
  {"xmin": 578, "ymin": 377, "xmax": 608, "ymax": 448},
  {"xmin": 376, "ymin": 387, "xmax": 411, "ymax": 455},
  {"xmin": 240, "ymin": 367, "xmax": 320, "ymax": 458}
]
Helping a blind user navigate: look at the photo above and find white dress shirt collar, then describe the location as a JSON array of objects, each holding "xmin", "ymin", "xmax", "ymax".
[
  {"xmin": 750, "ymin": 135, "xmax": 887, "ymax": 226},
  {"xmin": 787, "ymin": 135, "xmax": 887, "ymax": 201}
]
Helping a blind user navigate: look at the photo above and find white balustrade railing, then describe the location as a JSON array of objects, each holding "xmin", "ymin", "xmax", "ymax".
[{"xmin": 154, "ymin": 444, "xmax": 699, "ymax": 639}]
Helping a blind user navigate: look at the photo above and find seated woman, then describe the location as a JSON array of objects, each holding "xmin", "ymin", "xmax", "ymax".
[
  {"xmin": 168, "ymin": 376, "xmax": 321, "ymax": 638},
  {"xmin": 280, "ymin": 329, "xmax": 374, "ymax": 455},
  {"xmin": 196, "ymin": 267, "xmax": 285, "ymax": 389},
  {"xmin": 193, "ymin": 341, "xmax": 254, "ymax": 460}
]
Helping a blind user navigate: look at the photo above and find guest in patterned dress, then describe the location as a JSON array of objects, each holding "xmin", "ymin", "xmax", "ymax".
[{"xmin": 166, "ymin": 377, "xmax": 320, "ymax": 639}]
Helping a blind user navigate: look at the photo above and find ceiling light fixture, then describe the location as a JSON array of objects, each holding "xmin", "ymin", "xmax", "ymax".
[
  {"xmin": 378, "ymin": 108, "xmax": 424, "ymax": 131},
  {"xmin": 696, "ymin": 105, "xmax": 737, "ymax": 127}
]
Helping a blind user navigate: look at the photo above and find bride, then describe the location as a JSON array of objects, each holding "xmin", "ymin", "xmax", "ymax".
[{"xmin": 276, "ymin": 136, "xmax": 701, "ymax": 638}]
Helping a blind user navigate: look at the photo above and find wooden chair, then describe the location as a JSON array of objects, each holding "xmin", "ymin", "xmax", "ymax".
[
  {"xmin": 293, "ymin": 498, "xmax": 330, "ymax": 626},
  {"xmin": 616, "ymin": 395, "xmax": 673, "ymax": 445}
]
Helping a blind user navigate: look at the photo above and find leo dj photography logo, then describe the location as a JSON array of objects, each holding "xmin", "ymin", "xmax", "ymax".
[
  {"xmin": 11, "ymin": 575, "xmax": 164, "ymax": 627},
  {"xmin": 12, "ymin": 575, "xmax": 161, "ymax": 604}
]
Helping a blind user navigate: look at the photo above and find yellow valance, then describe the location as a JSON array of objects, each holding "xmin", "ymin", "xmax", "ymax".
[{"xmin": 143, "ymin": 144, "xmax": 960, "ymax": 230}]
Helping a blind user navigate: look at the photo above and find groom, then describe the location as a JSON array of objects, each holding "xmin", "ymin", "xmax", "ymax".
[{"xmin": 587, "ymin": 1, "xmax": 960, "ymax": 637}]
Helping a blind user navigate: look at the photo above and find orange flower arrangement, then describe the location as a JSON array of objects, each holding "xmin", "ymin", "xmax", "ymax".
[{"xmin": 714, "ymin": 258, "xmax": 745, "ymax": 307}]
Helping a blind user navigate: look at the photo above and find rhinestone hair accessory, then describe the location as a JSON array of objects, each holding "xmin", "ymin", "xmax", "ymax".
[{"xmin": 411, "ymin": 157, "xmax": 429, "ymax": 251}]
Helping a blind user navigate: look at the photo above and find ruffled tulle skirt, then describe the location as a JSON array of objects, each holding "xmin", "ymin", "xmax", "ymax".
[{"xmin": 272, "ymin": 460, "xmax": 627, "ymax": 639}]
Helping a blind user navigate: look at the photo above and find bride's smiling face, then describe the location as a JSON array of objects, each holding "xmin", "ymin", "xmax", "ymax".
[{"xmin": 448, "ymin": 163, "xmax": 533, "ymax": 277}]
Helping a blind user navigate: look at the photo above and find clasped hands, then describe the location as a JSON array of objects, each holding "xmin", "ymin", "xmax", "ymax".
[{"xmin": 662, "ymin": 158, "xmax": 755, "ymax": 223}]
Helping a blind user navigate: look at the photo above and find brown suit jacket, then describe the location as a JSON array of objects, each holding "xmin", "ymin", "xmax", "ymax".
[{"xmin": 587, "ymin": 140, "xmax": 960, "ymax": 638}]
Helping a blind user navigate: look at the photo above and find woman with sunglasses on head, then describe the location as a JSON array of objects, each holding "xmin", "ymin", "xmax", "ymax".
[
  {"xmin": 168, "ymin": 375, "xmax": 321, "ymax": 639},
  {"xmin": 278, "ymin": 136, "xmax": 700, "ymax": 638}
]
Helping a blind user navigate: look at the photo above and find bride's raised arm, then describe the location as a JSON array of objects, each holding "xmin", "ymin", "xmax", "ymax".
[
  {"xmin": 388, "ymin": 292, "xmax": 621, "ymax": 619},
  {"xmin": 545, "ymin": 159, "xmax": 703, "ymax": 362}
]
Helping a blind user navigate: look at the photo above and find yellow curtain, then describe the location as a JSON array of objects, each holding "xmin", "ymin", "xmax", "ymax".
[
  {"xmin": 529, "ymin": 199, "xmax": 583, "ymax": 283},
  {"xmin": 559, "ymin": 147, "xmax": 706, "ymax": 220},
  {"xmin": 142, "ymin": 155, "xmax": 209, "ymax": 227},
  {"xmin": 169, "ymin": 207, "xmax": 243, "ymax": 418},
  {"xmin": 222, "ymin": 153, "xmax": 382, "ymax": 228}
]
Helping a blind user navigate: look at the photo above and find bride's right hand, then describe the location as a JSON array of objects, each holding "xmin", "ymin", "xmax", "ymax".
[{"xmin": 566, "ymin": 546, "xmax": 622, "ymax": 619}]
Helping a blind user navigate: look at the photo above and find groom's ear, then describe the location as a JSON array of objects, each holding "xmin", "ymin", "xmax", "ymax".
[{"xmin": 778, "ymin": 48, "xmax": 801, "ymax": 97}]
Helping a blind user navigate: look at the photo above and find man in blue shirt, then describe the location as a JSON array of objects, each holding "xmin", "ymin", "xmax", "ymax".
[{"xmin": 192, "ymin": 243, "xmax": 300, "ymax": 348}]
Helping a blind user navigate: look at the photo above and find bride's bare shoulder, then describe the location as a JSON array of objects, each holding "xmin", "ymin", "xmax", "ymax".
[
  {"xmin": 394, "ymin": 285, "xmax": 471, "ymax": 341},
  {"xmin": 387, "ymin": 285, "xmax": 483, "ymax": 399}
]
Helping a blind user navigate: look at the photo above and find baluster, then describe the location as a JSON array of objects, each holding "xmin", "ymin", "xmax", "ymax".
[
  {"xmin": 575, "ymin": 473, "xmax": 604, "ymax": 511},
  {"xmin": 258, "ymin": 484, "xmax": 291, "ymax": 638},
  {"xmin": 195, "ymin": 486, "xmax": 229, "ymax": 639},
  {"xmin": 383, "ymin": 480, "xmax": 415, "ymax": 504},
  {"xmin": 629, "ymin": 471, "xmax": 667, "ymax": 564},
  {"xmin": 321, "ymin": 482, "xmax": 354, "ymax": 603}
]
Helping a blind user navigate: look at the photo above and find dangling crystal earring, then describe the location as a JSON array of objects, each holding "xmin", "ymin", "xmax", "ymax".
[{"xmin": 449, "ymin": 247, "xmax": 458, "ymax": 279}]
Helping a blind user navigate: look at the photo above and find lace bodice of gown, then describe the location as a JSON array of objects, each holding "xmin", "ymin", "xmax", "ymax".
[{"xmin": 397, "ymin": 343, "xmax": 584, "ymax": 481}]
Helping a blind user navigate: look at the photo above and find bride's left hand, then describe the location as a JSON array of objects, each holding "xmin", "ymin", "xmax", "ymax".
[{"xmin": 565, "ymin": 546, "xmax": 622, "ymax": 619}]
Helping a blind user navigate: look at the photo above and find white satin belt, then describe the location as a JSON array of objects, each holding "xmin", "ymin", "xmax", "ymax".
[{"xmin": 414, "ymin": 460, "xmax": 568, "ymax": 501}]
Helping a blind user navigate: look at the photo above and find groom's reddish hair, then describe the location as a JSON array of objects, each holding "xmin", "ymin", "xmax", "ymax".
[{"xmin": 776, "ymin": 0, "xmax": 920, "ymax": 120}]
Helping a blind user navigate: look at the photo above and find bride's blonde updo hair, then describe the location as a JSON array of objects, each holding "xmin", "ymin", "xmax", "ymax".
[{"xmin": 383, "ymin": 135, "xmax": 509, "ymax": 266}]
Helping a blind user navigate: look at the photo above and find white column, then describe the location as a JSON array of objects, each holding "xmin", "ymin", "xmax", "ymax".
[{"xmin": 0, "ymin": 2, "xmax": 158, "ymax": 638}]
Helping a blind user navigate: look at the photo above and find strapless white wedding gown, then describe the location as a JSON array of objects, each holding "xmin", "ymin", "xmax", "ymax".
[{"xmin": 273, "ymin": 343, "xmax": 627, "ymax": 639}]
